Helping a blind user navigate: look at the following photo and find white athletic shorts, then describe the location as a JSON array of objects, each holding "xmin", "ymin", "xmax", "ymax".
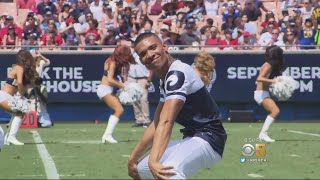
[
  {"xmin": 137, "ymin": 137, "xmax": 221, "ymax": 179},
  {"xmin": 254, "ymin": 90, "xmax": 270, "ymax": 105},
  {"xmin": 96, "ymin": 84, "xmax": 114, "ymax": 99},
  {"xmin": 0, "ymin": 90, "xmax": 12, "ymax": 103}
]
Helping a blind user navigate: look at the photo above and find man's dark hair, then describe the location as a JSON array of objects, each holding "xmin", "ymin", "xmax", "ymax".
[{"xmin": 134, "ymin": 32, "xmax": 161, "ymax": 47}]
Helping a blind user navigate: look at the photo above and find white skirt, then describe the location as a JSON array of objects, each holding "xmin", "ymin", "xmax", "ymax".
[
  {"xmin": 254, "ymin": 90, "xmax": 270, "ymax": 105},
  {"xmin": 0, "ymin": 90, "xmax": 13, "ymax": 103},
  {"xmin": 96, "ymin": 84, "xmax": 114, "ymax": 99}
]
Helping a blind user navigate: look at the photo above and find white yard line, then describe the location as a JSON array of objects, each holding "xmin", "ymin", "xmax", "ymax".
[
  {"xmin": 290, "ymin": 154, "xmax": 301, "ymax": 157},
  {"xmin": 248, "ymin": 173, "xmax": 264, "ymax": 178},
  {"xmin": 287, "ymin": 130, "xmax": 320, "ymax": 137},
  {"xmin": 121, "ymin": 154, "xmax": 130, "ymax": 158},
  {"xmin": 31, "ymin": 131, "xmax": 60, "ymax": 180}
]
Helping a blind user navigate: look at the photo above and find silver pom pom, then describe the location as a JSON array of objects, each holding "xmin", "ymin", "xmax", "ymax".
[
  {"xmin": 8, "ymin": 94, "xmax": 31, "ymax": 114},
  {"xmin": 269, "ymin": 76, "xmax": 299, "ymax": 101},
  {"xmin": 118, "ymin": 82, "xmax": 144, "ymax": 105}
]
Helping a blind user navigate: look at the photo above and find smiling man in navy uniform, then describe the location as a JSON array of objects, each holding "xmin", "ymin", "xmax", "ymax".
[{"xmin": 128, "ymin": 32, "xmax": 227, "ymax": 179}]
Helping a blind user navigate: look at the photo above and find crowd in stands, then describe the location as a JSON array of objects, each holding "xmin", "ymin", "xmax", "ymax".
[{"xmin": 1, "ymin": 0, "xmax": 320, "ymax": 51}]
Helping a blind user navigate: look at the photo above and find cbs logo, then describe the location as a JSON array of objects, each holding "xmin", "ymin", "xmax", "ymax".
[{"xmin": 241, "ymin": 144, "xmax": 266, "ymax": 157}]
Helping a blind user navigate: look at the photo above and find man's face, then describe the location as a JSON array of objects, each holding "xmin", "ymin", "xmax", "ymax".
[{"xmin": 134, "ymin": 36, "xmax": 167, "ymax": 70}]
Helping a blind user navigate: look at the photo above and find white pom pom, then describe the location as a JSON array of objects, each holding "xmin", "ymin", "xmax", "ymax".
[
  {"xmin": 118, "ymin": 82, "xmax": 144, "ymax": 105},
  {"xmin": 269, "ymin": 76, "xmax": 299, "ymax": 101},
  {"xmin": 8, "ymin": 94, "xmax": 30, "ymax": 114}
]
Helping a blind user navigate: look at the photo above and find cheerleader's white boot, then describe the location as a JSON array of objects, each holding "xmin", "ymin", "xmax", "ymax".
[
  {"xmin": 102, "ymin": 115, "xmax": 119, "ymax": 144},
  {"xmin": 5, "ymin": 116, "xmax": 24, "ymax": 145}
]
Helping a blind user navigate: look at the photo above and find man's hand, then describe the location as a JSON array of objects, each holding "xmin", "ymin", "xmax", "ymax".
[
  {"xmin": 149, "ymin": 161, "xmax": 176, "ymax": 179},
  {"xmin": 128, "ymin": 159, "xmax": 140, "ymax": 180}
]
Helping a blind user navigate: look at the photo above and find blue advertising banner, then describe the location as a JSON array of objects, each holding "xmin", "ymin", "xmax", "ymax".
[{"xmin": 0, "ymin": 52, "xmax": 319, "ymax": 104}]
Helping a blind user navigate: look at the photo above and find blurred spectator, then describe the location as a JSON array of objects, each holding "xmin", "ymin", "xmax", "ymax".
[
  {"xmin": 279, "ymin": 10, "xmax": 290, "ymax": 32},
  {"xmin": 205, "ymin": 26, "xmax": 220, "ymax": 47},
  {"xmin": 200, "ymin": 18, "xmax": 214, "ymax": 35},
  {"xmin": 72, "ymin": 0, "xmax": 91, "ymax": 22},
  {"xmin": 312, "ymin": 5, "xmax": 320, "ymax": 28},
  {"xmin": 150, "ymin": 0, "xmax": 162, "ymax": 15},
  {"xmin": 134, "ymin": 14, "xmax": 150, "ymax": 33},
  {"xmin": 180, "ymin": 23, "xmax": 200, "ymax": 45},
  {"xmin": 114, "ymin": 0, "xmax": 125, "ymax": 27},
  {"xmin": 299, "ymin": 18, "xmax": 316, "ymax": 49},
  {"xmin": 59, "ymin": 16, "xmax": 76, "ymax": 34},
  {"xmin": 232, "ymin": 15, "xmax": 257, "ymax": 42},
  {"xmin": 40, "ymin": 15, "xmax": 60, "ymax": 34},
  {"xmin": 0, "ymin": 13, "xmax": 7, "ymax": 30},
  {"xmin": 23, "ymin": 32, "xmax": 40, "ymax": 51},
  {"xmin": 84, "ymin": 34, "xmax": 102, "ymax": 50},
  {"xmin": 58, "ymin": 3, "xmax": 71, "ymax": 23},
  {"xmin": 239, "ymin": 31, "xmax": 255, "ymax": 50},
  {"xmin": 54, "ymin": 0, "xmax": 65, "ymax": 14},
  {"xmin": 300, "ymin": 0, "xmax": 314, "ymax": 25},
  {"xmin": 16, "ymin": 0, "xmax": 36, "ymax": 9},
  {"xmin": 242, "ymin": 0, "xmax": 262, "ymax": 22},
  {"xmin": 260, "ymin": 12, "xmax": 277, "ymax": 29},
  {"xmin": 158, "ymin": 24, "xmax": 170, "ymax": 41},
  {"xmin": 221, "ymin": 0, "xmax": 242, "ymax": 12},
  {"xmin": 23, "ymin": 16, "xmax": 42, "ymax": 42},
  {"xmin": 101, "ymin": 27, "xmax": 117, "ymax": 45},
  {"xmin": 258, "ymin": 22, "xmax": 274, "ymax": 45},
  {"xmin": 90, "ymin": 0, "xmax": 103, "ymax": 22},
  {"xmin": 222, "ymin": 1, "xmax": 241, "ymax": 23},
  {"xmin": 116, "ymin": 18, "xmax": 134, "ymax": 41},
  {"xmin": 158, "ymin": 1, "xmax": 177, "ymax": 23},
  {"xmin": 291, "ymin": 8, "xmax": 303, "ymax": 28},
  {"xmin": 280, "ymin": 0, "xmax": 299, "ymax": 10},
  {"xmin": 0, "ymin": 16, "xmax": 23, "ymax": 46},
  {"xmin": 193, "ymin": 0, "xmax": 206, "ymax": 20},
  {"xmin": 266, "ymin": 28, "xmax": 285, "ymax": 49},
  {"xmin": 219, "ymin": 29, "xmax": 238, "ymax": 50},
  {"xmin": 101, "ymin": 3, "xmax": 115, "ymax": 31},
  {"xmin": 138, "ymin": 20, "xmax": 156, "ymax": 34},
  {"xmin": 37, "ymin": 0, "xmax": 57, "ymax": 16},
  {"xmin": 260, "ymin": 17, "xmax": 279, "ymax": 34},
  {"xmin": 3, "ymin": 25, "xmax": 19, "ymax": 49},
  {"xmin": 200, "ymin": 26, "xmax": 212, "ymax": 45},
  {"xmin": 176, "ymin": 8, "xmax": 187, "ymax": 29},
  {"xmin": 122, "ymin": 7, "xmax": 134, "ymax": 27},
  {"xmin": 314, "ymin": 22, "xmax": 320, "ymax": 47},
  {"xmin": 85, "ymin": 19, "xmax": 101, "ymax": 43},
  {"xmin": 284, "ymin": 20, "xmax": 301, "ymax": 40},
  {"xmin": 62, "ymin": 34, "xmax": 78, "ymax": 50},
  {"xmin": 165, "ymin": 28, "xmax": 182, "ymax": 47},
  {"xmin": 41, "ymin": 25, "xmax": 63, "ymax": 49},
  {"xmin": 128, "ymin": 0, "xmax": 147, "ymax": 16},
  {"xmin": 205, "ymin": 0, "xmax": 219, "ymax": 16},
  {"xmin": 221, "ymin": 13, "xmax": 236, "ymax": 35},
  {"xmin": 285, "ymin": 31, "xmax": 300, "ymax": 50},
  {"xmin": 251, "ymin": 0, "xmax": 269, "ymax": 13}
]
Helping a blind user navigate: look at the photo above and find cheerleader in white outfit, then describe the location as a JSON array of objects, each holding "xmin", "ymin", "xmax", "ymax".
[
  {"xmin": 0, "ymin": 50, "xmax": 37, "ymax": 147},
  {"xmin": 255, "ymin": 45, "xmax": 285, "ymax": 142},
  {"xmin": 97, "ymin": 45, "xmax": 135, "ymax": 143}
]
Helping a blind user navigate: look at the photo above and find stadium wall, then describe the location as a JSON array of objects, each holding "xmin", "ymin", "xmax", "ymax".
[{"xmin": 0, "ymin": 51, "xmax": 319, "ymax": 122}]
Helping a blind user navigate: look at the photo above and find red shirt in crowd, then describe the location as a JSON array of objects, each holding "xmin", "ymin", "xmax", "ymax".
[
  {"xmin": 41, "ymin": 33, "xmax": 63, "ymax": 46},
  {"xmin": 85, "ymin": 29, "xmax": 100, "ymax": 41},
  {"xmin": 219, "ymin": 39, "xmax": 239, "ymax": 50},
  {"xmin": 16, "ymin": 0, "xmax": 36, "ymax": 9}
]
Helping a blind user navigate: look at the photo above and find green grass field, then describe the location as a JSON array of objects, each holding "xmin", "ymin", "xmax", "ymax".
[{"xmin": 0, "ymin": 122, "xmax": 320, "ymax": 179}]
